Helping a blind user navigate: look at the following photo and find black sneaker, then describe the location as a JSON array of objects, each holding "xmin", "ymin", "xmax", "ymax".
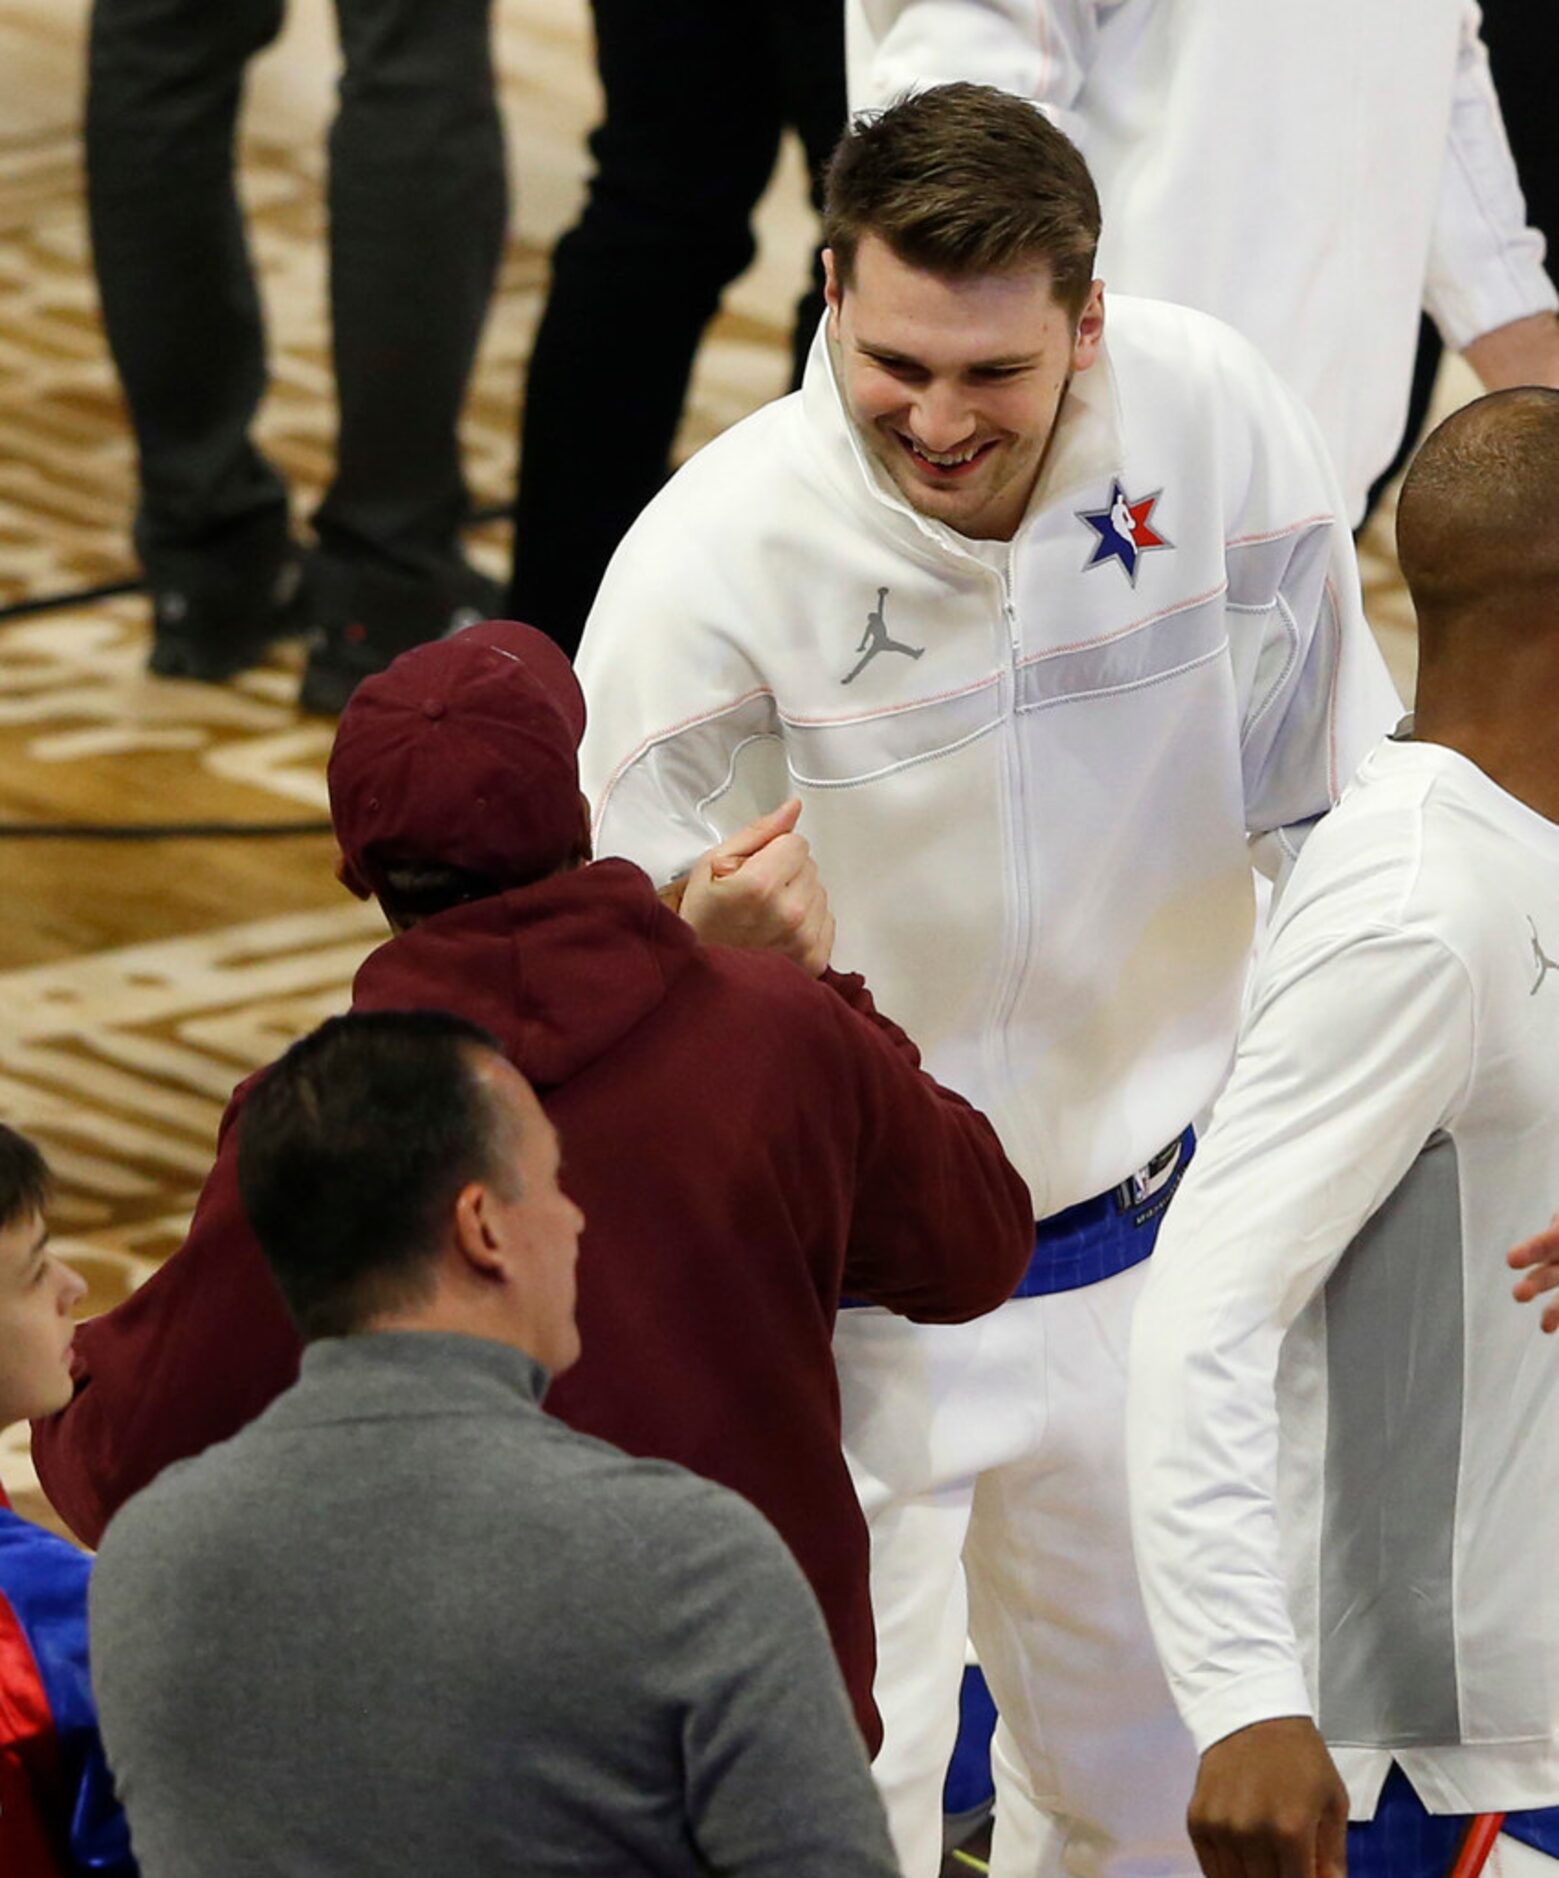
[
  {"xmin": 146, "ymin": 539, "xmax": 309, "ymax": 684},
  {"xmin": 297, "ymin": 557, "xmax": 504, "ymax": 716}
]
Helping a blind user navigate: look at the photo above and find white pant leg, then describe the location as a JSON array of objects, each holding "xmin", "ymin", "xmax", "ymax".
[
  {"xmin": 836, "ymin": 1298, "xmax": 1052, "ymax": 1878},
  {"xmin": 988, "ymin": 1720, "xmax": 1072, "ymax": 1877},
  {"xmin": 965, "ymin": 1264, "xmax": 1199, "ymax": 1878},
  {"xmin": 858, "ymin": 1469, "xmax": 973, "ymax": 1876}
]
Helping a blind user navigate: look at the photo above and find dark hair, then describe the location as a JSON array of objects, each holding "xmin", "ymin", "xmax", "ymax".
[
  {"xmin": 0, "ymin": 1124, "xmax": 50, "ymax": 1233},
  {"xmin": 823, "ymin": 83, "xmax": 1101, "ymax": 319},
  {"xmin": 376, "ymin": 861, "xmax": 503, "ymax": 926},
  {"xmin": 237, "ymin": 1010, "xmax": 514, "ymax": 1340},
  {"xmin": 1398, "ymin": 386, "xmax": 1559, "ymax": 623}
]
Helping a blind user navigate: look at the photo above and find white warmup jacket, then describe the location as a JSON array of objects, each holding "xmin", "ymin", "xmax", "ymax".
[
  {"xmin": 577, "ymin": 297, "xmax": 1399, "ymax": 1217},
  {"xmin": 1128, "ymin": 738, "xmax": 1559, "ymax": 1815},
  {"xmin": 847, "ymin": 0, "xmax": 1558, "ymax": 522}
]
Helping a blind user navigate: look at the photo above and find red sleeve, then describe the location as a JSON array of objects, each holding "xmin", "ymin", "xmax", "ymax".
[
  {"xmin": 30, "ymin": 1087, "xmax": 302, "ymax": 1548},
  {"xmin": 820, "ymin": 971, "xmax": 1034, "ymax": 1323},
  {"xmin": 0, "ymin": 1591, "xmax": 66, "ymax": 1878},
  {"xmin": 816, "ymin": 968, "xmax": 926, "ymax": 1062}
]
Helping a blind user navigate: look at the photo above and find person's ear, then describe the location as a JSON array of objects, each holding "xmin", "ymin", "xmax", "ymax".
[
  {"xmin": 452, "ymin": 1183, "xmax": 507, "ymax": 1280},
  {"xmin": 823, "ymin": 248, "xmax": 844, "ymax": 323},
  {"xmin": 334, "ymin": 848, "xmax": 371, "ymax": 900},
  {"xmin": 1072, "ymin": 280, "xmax": 1105, "ymax": 374}
]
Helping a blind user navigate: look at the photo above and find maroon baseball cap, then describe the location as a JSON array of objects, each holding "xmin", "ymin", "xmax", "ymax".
[{"xmin": 328, "ymin": 620, "xmax": 587, "ymax": 900}]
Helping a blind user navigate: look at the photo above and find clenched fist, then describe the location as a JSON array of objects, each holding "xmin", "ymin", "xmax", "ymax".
[
  {"xmin": 1188, "ymin": 1717, "xmax": 1349, "ymax": 1878},
  {"xmin": 678, "ymin": 799, "xmax": 836, "ymax": 976}
]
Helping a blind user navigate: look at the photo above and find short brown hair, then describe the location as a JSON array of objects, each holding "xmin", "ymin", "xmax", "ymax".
[{"xmin": 823, "ymin": 83, "xmax": 1102, "ymax": 319}]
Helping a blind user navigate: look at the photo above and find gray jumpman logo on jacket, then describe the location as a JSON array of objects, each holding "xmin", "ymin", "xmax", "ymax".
[
  {"xmin": 842, "ymin": 588, "xmax": 925, "ymax": 685},
  {"xmin": 1531, "ymin": 917, "xmax": 1558, "ymax": 996}
]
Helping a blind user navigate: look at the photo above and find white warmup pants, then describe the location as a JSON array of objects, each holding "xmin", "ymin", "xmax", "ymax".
[{"xmin": 835, "ymin": 1263, "xmax": 1199, "ymax": 1878}]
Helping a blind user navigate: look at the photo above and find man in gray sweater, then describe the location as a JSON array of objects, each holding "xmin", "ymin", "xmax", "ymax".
[{"xmin": 88, "ymin": 1010, "xmax": 902, "ymax": 1876}]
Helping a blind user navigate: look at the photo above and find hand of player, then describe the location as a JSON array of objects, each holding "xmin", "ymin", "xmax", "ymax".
[
  {"xmin": 1188, "ymin": 1718, "xmax": 1349, "ymax": 1878},
  {"xmin": 678, "ymin": 799, "xmax": 836, "ymax": 976},
  {"xmin": 1510, "ymin": 1214, "xmax": 1559, "ymax": 1333}
]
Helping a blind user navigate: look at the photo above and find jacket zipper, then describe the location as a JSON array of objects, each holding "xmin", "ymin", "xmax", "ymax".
[{"xmin": 985, "ymin": 551, "xmax": 1043, "ymax": 1215}]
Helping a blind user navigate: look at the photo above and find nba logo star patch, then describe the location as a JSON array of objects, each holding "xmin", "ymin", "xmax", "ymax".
[{"xmin": 1077, "ymin": 481, "xmax": 1172, "ymax": 585}]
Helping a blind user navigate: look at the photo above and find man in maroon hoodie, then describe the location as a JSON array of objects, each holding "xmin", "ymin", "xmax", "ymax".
[{"xmin": 33, "ymin": 621, "xmax": 1033, "ymax": 1750}]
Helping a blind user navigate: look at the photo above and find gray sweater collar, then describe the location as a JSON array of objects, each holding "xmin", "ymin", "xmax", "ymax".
[{"xmin": 291, "ymin": 1331, "xmax": 551, "ymax": 1418}]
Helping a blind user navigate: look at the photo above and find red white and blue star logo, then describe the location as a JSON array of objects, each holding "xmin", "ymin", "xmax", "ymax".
[{"xmin": 1076, "ymin": 481, "xmax": 1173, "ymax": 585}]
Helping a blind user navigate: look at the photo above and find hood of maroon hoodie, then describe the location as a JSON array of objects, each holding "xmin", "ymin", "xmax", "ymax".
[{"xmin": 350, "ymin": 858, "xmax": 698, "ymax": 1089}]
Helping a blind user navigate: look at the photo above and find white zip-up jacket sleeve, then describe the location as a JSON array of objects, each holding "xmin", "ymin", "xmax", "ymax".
[
  {"xmin": 1425, "ymin": 2, "xmax": 1557, "ymax": 348},
  {"xmin": 1125, "ymin": 849, "xmax": 1476, "ymax": 1753},
  {"xmin": 575, "ymin": 456, "xmax": 778, "ymax": 891},
  {"xmin": 849, "ymin": 0, "xmax": 1099, "ymax": 137}
]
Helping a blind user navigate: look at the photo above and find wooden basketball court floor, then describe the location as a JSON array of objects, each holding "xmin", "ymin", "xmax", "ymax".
[{"xmin": 0, "ymin": 0, "xmax": 1442, "ymax": 1533}]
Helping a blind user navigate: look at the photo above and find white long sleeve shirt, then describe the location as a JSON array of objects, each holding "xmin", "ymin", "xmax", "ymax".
[
  {"xmin": 1128, "ymin": 737, "xmax": 1559, "ymax": 1816},
  {"xmin": 847, "ymin": 0, "xmax": 1557, "ymax": 522},
  {"xmin": 577, "ymin": 296, "xmax": 1398, "ymax": 1218}
]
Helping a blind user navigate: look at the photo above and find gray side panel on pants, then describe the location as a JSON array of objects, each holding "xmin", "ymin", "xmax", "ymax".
[{"xmin": 1318, "ymin": 1131, "xmax": 1464, "ymax": 1746}]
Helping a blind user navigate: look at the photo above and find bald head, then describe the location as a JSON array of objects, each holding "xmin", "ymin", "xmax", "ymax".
[{"xmin": 1397, "ymin": 388, "xmax": 1559, "ymax": 652}]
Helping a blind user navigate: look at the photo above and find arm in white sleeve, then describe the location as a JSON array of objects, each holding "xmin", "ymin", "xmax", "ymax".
[
  {"xmin": 1126, "ymin": 916, "xmax": 1475, "ymax": 1753},
  {"xmin": 847, "ymin": 0, "xmax": 1102, "ymax": 120},
  {"xmin": 1423, "ymin": 0, "xmax": 1557, "ymax": 350},
  {"xmin": 576, "ymin": 529, "xmax": 786, "ymax": 888},
  {"xmin": 1230, "ymin": 381, "xmax": 1401, "ymax": 879}
]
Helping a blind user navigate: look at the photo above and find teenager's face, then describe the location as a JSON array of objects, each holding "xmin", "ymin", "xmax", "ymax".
[
  {"xmin": 827, "ymin": 234, "xmax": 1104, "ymax": 543},
  {"xmin": 0, "ymin": 1209, "xmax": 85, "ymax": 1428}
]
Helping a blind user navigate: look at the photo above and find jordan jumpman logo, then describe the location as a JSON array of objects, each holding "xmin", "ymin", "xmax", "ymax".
[
  {"xmin": 1530, "ymin": 917, "xmax": 1558, "ymax": 996},
  {"xmin": 842, "ymin": 588, "xmax": 925, "ymax": 685}
]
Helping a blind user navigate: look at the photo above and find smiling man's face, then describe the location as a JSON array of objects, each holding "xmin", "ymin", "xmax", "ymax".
[{"xmin": 826, "ymin": 233, "xmax": 1103, "ymax": 544}]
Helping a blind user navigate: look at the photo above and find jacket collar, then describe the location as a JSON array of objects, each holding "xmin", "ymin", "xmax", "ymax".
[
  {"xmin": 284, "ymin": 1331, "xmax": 550, "ymax": 1423},
  {"xmin": 798, "ymin": 308, "xmax": 1125, "ymax": 567}
]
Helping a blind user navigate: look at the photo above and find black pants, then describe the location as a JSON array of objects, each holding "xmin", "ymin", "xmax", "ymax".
[
  {"xmin": 1479, "ymin": 0, "xmax": 1559, "ymax": 266},
  {"xmin": 508, "ymin": 0, "xmax": 847, "ymax": 656},
  {"xmin": 86, "ymin": 0, "xmax": 506, "ymax": 581}
]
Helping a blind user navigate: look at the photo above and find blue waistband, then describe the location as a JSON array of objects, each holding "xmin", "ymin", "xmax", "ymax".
[
  {"xmin": 840, "ymin": 1127, "xmax": 1195, "ymax": 1310},
  {"xmin": 1010, "ymin": 1128, "xmax": 1194, "ymax": 1297}
]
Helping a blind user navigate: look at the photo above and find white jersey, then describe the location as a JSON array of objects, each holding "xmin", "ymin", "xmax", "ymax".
[
  {"xmin": 1128, "ymin": 737, "xmax": 1559, "ymax": 1816},
  {"xmin": 847, "ymin": 0, "xmax": 1557, "ymax": 523},
  {"xmin": 577, "ymin": 296, "xmax": 1399, "ymax": 1217}
]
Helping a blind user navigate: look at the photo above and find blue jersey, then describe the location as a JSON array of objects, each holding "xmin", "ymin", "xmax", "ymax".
[{"xmin": 0, "ymin": 1492, "xmax": 133, "ymax": 1875}]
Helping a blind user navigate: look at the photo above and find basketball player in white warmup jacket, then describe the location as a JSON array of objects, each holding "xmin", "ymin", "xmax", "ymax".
[
  {"xmin": 847, "ymin": 0, "xmax": 1559, "ymax": 526},
  {"xmin": 575, "ymin": 87, "xmax": 1400, "ymax": 1878},
  {"xmin": 1129, "ymin": 388, "xmax": 1559, "ymax": 1878}
]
